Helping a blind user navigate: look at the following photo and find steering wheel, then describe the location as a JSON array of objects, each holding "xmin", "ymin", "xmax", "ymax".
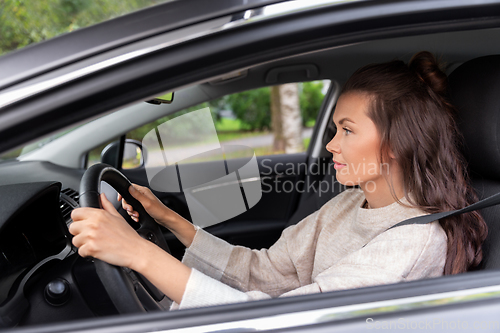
[{"xmin": 78, "ymin": 163, "xmax": 170, "ymax": 313}]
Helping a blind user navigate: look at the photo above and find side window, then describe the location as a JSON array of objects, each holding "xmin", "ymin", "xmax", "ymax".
[
  {"xmin": 86, "ymin": 80, "xmax": 329, "ymax": 170},
  {"xmin": 118, "ymin": 81, "xmax": 330, "ymax": 228},
  {"xmin": 126, "ymin": 80, "xmax": 330, "ymax": 160}
]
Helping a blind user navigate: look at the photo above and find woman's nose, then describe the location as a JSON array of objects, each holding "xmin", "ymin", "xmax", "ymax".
[{"xmin": 326, "ymin": 133, "xmax": 340, "ymax": 154}]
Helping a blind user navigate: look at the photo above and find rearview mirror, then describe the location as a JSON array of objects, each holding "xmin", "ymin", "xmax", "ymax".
[{"xmin": 146, "ymin": 92, "xmax": 174, "ymax": 105}]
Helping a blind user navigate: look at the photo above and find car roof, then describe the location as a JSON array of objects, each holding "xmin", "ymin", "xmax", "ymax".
[{"xmin": 0, "ymin": 0, "xmax": 285, "ymax": 91}]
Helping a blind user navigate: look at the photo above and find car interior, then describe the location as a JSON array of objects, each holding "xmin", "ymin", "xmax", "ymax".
[
  {"xmin": 3, "ymin": 20, "xmax": 500, "ymax": 329},
  {"xmin": 449, "ymin": 55, "xmax": 500, "ymax": 271}
]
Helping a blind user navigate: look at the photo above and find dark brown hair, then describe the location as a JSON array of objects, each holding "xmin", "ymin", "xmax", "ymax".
[{"xmin": 342, "ymin": 51, "xmax": 487, "ymax": 274}]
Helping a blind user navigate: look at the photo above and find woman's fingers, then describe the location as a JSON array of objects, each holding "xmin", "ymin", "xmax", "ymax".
[
  {"xmin": 68, "ymin": 203, "xmax": 147, "ymax": 267},
  {"xmin": 129, "ymin": 184, "xmax": 155, "ymax": 208},
  {"xmin": 129, "ymin": 183, "xmax": 168, "ymax": 221},
  {"xmin": 71, "ymin": 233, "xmax": 87, "ymax": 250},
  {"xmin": 128, "ymin": 184, "xmax": 145, "ymax": 202},
  {"xmin": 124, "ymin": 202, "xmax": 139, "ymax": 222},
  {"xmin": 71, "ymin": 207, "xmax": 97, "ymax": 223},
  {"xmin": 120, "ymin": 197, "xmax": 132, "ymax": 211},
  {"xmin": 117, "ymin": 183, "xmax": 169, "ymax": 225},
  {"xmin": 117, "ymin": 191, "xmax": 140, "ymax": 222}
]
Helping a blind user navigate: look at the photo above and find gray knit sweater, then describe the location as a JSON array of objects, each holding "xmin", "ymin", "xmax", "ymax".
[{"xmin": 173, "ymin": 188, "xmax": 447, "ymax": 309}]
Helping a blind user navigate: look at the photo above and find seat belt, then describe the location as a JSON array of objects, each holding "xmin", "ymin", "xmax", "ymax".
[{"xmin": 387, "ymin": 191, "xmax": 500, "ymax": 230}]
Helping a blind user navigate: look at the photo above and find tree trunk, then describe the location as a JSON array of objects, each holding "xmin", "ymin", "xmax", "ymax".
[
  {"xmin": 271, "ymin": 86, "xmax": 285, "ymax": 152},
  {"xmin": 278, "ymin": 83, "xmax": 303, "ymax": 154}
]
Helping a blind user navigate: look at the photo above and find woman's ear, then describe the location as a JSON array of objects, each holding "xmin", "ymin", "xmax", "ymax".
[
  {"xmin": 385, "ymin": 143, "xmax": 396, "ymax": 160},
  {"xmin": 388, "ymin": 149, "xmax": 396, "ymax": 159},
  {"xmin": 382, "ymin": 145, "xmax": 397, "ymax": 160}
]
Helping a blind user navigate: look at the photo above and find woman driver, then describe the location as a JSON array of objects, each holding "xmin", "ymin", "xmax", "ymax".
[{"xmin": 69, "ymin": 51, "xmax": 487, "ymax": 309}]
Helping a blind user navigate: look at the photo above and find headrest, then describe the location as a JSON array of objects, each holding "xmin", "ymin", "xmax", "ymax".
[{"xmin": 449, "ymin": 55, "xmax": 500, "ymax": 180}]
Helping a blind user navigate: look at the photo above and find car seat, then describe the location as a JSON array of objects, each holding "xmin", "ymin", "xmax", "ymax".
[{"xmin": 449, "ymin": 55, "xmax": 500, "ymax": 270}]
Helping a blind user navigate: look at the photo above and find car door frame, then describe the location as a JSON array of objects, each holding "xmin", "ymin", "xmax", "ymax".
[{"xmin": 4, "ymin": 0, "xmax": 500, "ymax": 332}]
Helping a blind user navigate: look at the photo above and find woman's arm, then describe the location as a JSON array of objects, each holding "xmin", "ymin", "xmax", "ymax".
[
  {"xmin": 69, "ymin": 193, "xmax": 278, "ymax": 307},
  {"xmin": 181, "ymin": 210, "xmax": 322, "ymax": 297},
  {"xmin": 119, "ymin": 184, "xmax": 320, "ymax": 296},
  {"xmin": 132, "ymin": 238, "xmax": 192, "ymax": 303}
]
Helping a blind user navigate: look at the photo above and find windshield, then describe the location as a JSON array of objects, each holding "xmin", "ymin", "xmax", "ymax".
[
  {"xmin": 0, "ymin": 0, "xmax": 171, "ymax": 56},
  {"xmin": 0, "ymin": 124, "xmax": 81, "ymax": 162}
]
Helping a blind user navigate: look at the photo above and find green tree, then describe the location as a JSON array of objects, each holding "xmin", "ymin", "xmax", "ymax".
[
  {"xmin": 299, "ymin": 81, "xmax": 324, "ymax": 126},
  {"xmin": 0, "ymin": 0, "xmax": 166, "ymax": 55},
  {"xmin": 225, "ymin": 82, "xmax": 325, "ymax": 131},
  {"xmin": 226, "ymin": 87, "xmax": 271, "ymax": 131}
]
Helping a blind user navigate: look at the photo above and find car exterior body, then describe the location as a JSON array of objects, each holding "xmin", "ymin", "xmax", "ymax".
[{"xmin": 1, "ymin": 0, "xmax": 500, "ymax": 332}]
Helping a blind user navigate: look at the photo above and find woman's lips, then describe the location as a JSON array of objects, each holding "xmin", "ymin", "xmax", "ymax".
[{"xmin": 333, "ymin": 160, "xmax": 347, "ymax": 170}]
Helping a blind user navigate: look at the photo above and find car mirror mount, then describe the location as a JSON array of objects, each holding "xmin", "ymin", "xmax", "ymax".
[{"xmin": 145, "ymin": 92, "xmax": 174, "ymax": 105}]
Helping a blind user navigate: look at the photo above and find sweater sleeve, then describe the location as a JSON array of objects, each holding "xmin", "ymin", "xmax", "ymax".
[
  {"xmin": 181, "ymin": 210, "xmax": 322, "ymax": 297},
  {"xmin": 173, "ymin": 268, "xmax": 271, "ymax": 310}
]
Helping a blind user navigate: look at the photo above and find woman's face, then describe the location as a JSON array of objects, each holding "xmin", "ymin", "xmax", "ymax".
[{"xmin": 325, "ymin": 92, "xmax": 388, "ymax": 192}]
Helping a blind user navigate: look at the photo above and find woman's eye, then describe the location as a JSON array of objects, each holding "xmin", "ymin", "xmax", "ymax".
[{"xmin": 343, "ymin": 127, "xmax": 352, "ymax": 135}]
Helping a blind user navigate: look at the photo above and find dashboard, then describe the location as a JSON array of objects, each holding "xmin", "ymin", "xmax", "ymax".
[
  {"xmin": 0, "ymin": 160, "xmax": 163, "ymax": 328},
  {"xmin": 0, "ymin": 181, "xmax": 72, "ymax": 326},
  {"xmin": 0, "ymin": 161, "xmax": 120, "ymax": 327}
]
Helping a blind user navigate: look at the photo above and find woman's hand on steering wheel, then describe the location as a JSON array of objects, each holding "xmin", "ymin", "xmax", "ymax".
[
  {"xmin": 119, "ymin": 184, "xmax": 179, "ymax": 229},
  {"xmin": 71, "ymin": 190, "xmax": 191, "ymax": 305},
  {"xmin": 69, "ymin": 193, "xmax": 148, "ymax": 271},
  {"xmin": 119, "ymin": 184, "xmax": 197, "ymax": 248}
]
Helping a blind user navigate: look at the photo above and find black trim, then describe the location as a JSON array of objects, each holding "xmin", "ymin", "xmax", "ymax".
[
  {"xmin": 116, "ymin": 135, "xmax": 126, "ymax": 170},
  {"xmin": 9, "ymin": 269, "xmax": 500, "ymax": 333}
]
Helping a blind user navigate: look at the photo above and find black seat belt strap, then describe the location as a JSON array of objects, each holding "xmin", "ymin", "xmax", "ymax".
[{"xmin": 387, "ymin": 191, "xmax": 500, "ymax": 230}]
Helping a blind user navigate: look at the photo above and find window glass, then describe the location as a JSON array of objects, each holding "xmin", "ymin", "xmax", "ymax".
[
  {"xmin": 124, "ymin": 81, "xmax": 330, "ymax": 228},
  {"xmin": 126, "ymin": 80, "xmax": 330, "ymax": 167},
  {"xmin": 0, "ymin": 0, "xmax": 170, "ymax": 56},
  {"xmin": 0, "ymin": 124, "xmax": 81, "ymax": 162}
]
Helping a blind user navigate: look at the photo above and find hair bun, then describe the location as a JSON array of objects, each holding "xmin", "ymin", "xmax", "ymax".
[{"xmin": 409, "ymin": 51, "xmax": 448, "ymax": 95}]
